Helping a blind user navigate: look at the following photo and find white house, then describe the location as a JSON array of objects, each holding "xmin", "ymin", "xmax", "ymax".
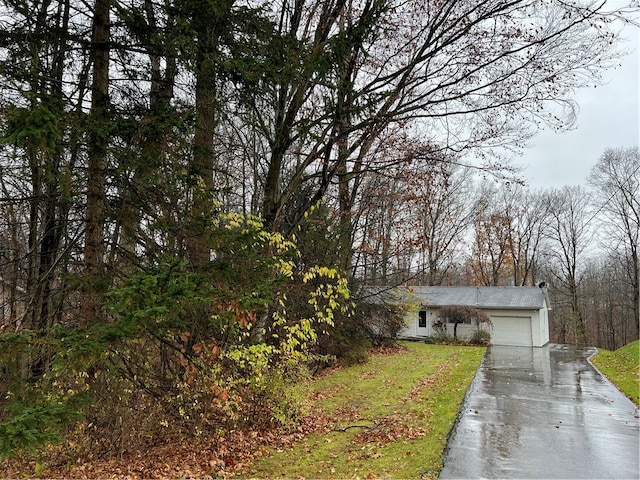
[{"xmin": 395, "ymin": 285, "xmax": 551, "ymax": 347}]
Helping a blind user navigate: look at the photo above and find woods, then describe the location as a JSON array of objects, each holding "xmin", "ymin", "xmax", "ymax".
[{"xmin": 0, "ymin": 0, "xmax": 638, "ymax": 461}]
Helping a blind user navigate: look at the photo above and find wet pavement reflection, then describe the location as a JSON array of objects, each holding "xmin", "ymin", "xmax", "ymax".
[{"xmin": 438, "ymin": 344, "xmax": 639, "ymax": 479}]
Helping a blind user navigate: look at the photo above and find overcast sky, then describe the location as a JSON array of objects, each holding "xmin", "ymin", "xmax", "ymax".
[{"xmin": 520, "ymin": 23, "xmax": 639, "ymax": 191}]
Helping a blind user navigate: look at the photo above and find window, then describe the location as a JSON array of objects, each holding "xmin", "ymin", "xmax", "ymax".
[
  {"xmin": 446, "ymin": 316, "xmax": 472, "ymax": 324},
  {"xmin": 418, "ymin": 310, "xmax": 427, "ymax": 328}
]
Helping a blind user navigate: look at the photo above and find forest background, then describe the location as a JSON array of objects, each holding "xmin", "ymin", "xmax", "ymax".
[{"xmin": 0, "ymin": 0, "xmax": 638, "ymax": 461}]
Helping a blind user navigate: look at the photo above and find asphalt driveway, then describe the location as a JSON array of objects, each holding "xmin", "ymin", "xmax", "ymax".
[{"xmin": 439, "ymin": 344, "xmax": 639, "ymax": 479}]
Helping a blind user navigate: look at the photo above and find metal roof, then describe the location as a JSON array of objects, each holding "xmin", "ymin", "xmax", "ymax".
[{"xmin": 359, "ymin": 285, "xmax": 549, "ymax": 310}]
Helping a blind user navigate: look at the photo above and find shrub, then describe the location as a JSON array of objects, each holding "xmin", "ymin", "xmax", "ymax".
[
  {"xmin": 431, "ymin": 320, "xmax": 447, "ymax": 336},
  {"xmin": 312, "ymin": 312, "xmax": 371, "ymax": 369},
  {"xmin": 0, "ymin": 332, "xmax": 89, "ymax": 458},
  {"xmin": 0, "ymin": 398, "xmax": 84, "ymax": 459},
  {"xmin": 469, "ymin": 328, "xmax": 492, "ymax": 345},
  {"xmin": 310, "ymin": 288, "xmax": 410, "ymax": 368},
  {"xmin": 357, "ymin": 301, "xmax": 408, "ymax": 346},
  {"xmin": 432, "ymin": 332, "xmax": 454, "ymax": 344},
  {"xmin": 0, "ymin": 213, "xmax": 351, "ymax": 459}
]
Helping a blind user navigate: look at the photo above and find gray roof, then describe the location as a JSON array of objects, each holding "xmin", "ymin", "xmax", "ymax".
[
  {"xmin": 360, "ymin": 286, "xmax": 549, "ymax": 310},
  {"xmin": 405, "ymin": 286, "xmax": 548, "ymax": 310}
]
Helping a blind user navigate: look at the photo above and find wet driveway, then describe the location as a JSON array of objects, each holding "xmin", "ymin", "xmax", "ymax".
[{"xmin": 439, "ymin": 344, "xmax": 639, "ymax": 479}]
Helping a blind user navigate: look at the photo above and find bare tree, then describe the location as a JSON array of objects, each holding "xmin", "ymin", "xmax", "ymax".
[
  {"xmin": 588, "ymin": 147, "xmax": 639, "ymax": 340},
  {"xmin": 405, "ymin": 161, "xmax": 476, "ymax": 285},
  {"xmin": 251, "ymin": 0, "xmax": 635, "ymax": 249},
  {"xmin": 581, "ymin": 257, "xmax": 632, "ymax": 349},
  {"xmin": 351, "ymin": 169, "xmax": 406, "ymax": 284},
  {"xmin": 545, "ymin": 186, "xmax": 593, "ymax": 347},
  {"xmin": 505, "ymin": 187, "xmax": 549, "ymax": 286},
  {"xmin": 469, "ymin": 182, "xmax": 514, "ymax": 286}
]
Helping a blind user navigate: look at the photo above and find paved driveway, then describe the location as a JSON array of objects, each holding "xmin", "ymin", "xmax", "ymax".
[{"xmin": 439, "ymin": 344, "xmax": 639, "ymax": 479}]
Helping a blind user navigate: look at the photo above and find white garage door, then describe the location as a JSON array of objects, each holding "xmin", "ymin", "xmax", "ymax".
[{"xmin": 491, "ymin": 316, "xmax": 533, "ymax": 347}]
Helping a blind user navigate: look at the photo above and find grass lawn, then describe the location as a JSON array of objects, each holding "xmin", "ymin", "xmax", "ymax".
[
  {"xmin": 241, "ymin": 342, "xmax": 485, "ymax": 479},
  {"xmin": 591, "ymin": 340, "xmax": 639, "ymax": 405}
]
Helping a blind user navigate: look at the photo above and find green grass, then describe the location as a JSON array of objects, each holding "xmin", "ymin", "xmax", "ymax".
[
  {"xmin": 241, "ymin": 342, "xmax": 485, "ymax": 479},
  {"xmin": 591, "ymin": 340, "xmax": 639, "ymax": 405}
]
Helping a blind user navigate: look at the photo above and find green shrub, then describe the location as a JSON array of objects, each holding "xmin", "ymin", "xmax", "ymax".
[
  {"xmin": 313, "ymin": 313, "xmax": 371, "ymax": 368},
  {"xmin": 0, "ymin": 399, "xmax": 84, "ymax": 458},
  {"xmin": 0, "ymin": 213, "xmax": 352, "ymax": 459}
]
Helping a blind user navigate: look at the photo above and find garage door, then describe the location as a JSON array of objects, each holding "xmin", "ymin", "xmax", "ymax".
[{"xmin": 491, "ymin": 316, "xmax": 533, "ymax": 347}]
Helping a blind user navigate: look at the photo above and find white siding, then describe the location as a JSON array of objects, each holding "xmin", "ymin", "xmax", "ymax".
[
  {"xmin": 395, "ymin": 296, "xmax": 550, "ymax": 347},
  {"xmin": 399, "ymin": 308, "xmax": 436, "ymax": 338},
  {"xmin": 538, "ymin": 302, "xmax": 550, "ymax": 345},
  {"xmin": 399, "ymin": 312, "xmax": 416, "ymax": 337}
]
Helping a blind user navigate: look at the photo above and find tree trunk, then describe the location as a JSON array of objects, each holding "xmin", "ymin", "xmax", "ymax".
[
  {"xmin": 570, "ymin": 283, "xmax": 586, "ymax": 347},
  {"xmin": 185, "ymin": 0, "xmax": 234, "ymax": 268},
  {"xmin": 83, "ymin": 0, "xmax": 110, "ymax": 324},
  {"xmin": 630, "ymin": 246, "xmax": 639, "ymax": 339}
]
